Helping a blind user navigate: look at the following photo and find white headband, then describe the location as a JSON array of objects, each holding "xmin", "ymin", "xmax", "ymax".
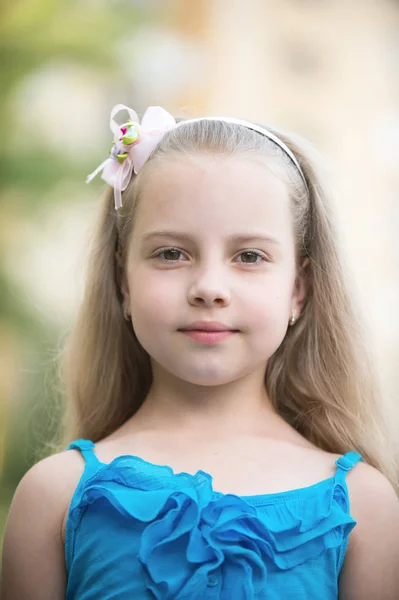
[{"xmin": 87, "ymin": 104, "xmax": 308, "ymax": 210}]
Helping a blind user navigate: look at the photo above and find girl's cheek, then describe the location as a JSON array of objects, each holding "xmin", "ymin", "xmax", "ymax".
[
  {"xmin": 131, "ymin": 284, "xmax": 179, "ymax": 323},
  {"xmin": 244, "ymin": 284, "xmax": 292, "ymax": 325}
]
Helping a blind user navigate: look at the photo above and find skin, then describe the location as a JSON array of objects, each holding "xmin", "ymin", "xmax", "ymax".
[{"xmin": 1, "ymin": 154, "xmax": 399, "ymax": 600}]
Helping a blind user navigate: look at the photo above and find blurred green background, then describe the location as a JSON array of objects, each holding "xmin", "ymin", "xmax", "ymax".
[{"xmin": 1, "ymin": 0, "xmax": 399, "ymax": 550}]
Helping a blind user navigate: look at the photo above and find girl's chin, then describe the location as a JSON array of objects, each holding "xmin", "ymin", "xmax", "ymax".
[{"xmin": 165, "ymin": 363, "xmax": 254, "ymax": 387}]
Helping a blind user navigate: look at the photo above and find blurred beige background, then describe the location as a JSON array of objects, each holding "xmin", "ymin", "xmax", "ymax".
[{"xmin": 1, "ymin": 0, "xmax": 398, "ymax": 543}]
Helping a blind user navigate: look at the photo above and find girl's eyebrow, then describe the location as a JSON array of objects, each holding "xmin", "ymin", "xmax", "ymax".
[{"xmin": 141, "ymin": 230, "xmax": 280, "ymax": 246}]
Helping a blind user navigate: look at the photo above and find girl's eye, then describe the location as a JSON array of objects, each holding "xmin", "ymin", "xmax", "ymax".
[
  {"xmin": 154, "ymin": 248, "xmax": 184, "ymax": 262},
  {"xmin": 236, "ymin": 250, "xmax": 266, "ymax": 265}
]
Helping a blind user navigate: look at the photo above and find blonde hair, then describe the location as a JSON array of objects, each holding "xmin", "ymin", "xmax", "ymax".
[{"xmin": 59, "ymin": 119, "xmax": 398, "ymax": 489}]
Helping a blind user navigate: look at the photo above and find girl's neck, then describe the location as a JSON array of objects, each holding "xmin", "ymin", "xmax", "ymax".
[{"xmin": 132, "ymin": 364, "xmax": 282, "ymax": 436}]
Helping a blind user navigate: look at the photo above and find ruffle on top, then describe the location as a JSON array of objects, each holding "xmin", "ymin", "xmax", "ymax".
[{"xmin": 67, "ymin": 448, "xmax": 358, "ymax": 600}]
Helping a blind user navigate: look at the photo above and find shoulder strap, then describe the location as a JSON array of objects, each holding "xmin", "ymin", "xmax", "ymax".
[
  {"xmin": 66, "ymin": 438, "xmax": 101, "ymax": 469},
  {"xmin": 334, "ymin": 451, "xmax": 362, "ymax": 484}
]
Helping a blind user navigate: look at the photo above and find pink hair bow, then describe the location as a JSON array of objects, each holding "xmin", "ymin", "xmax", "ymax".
[{"xmin": 86, "ymin": 104, "xmax": 177, "ymax": 209}]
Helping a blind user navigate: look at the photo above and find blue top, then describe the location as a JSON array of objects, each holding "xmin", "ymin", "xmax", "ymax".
[{"xmin": 64, "ymin": 439, "xmax": 362, "ymax": 599}]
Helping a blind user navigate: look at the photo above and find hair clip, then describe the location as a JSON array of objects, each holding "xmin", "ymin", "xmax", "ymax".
[{"xmin": 86, "ymin": 104, "xmax": 176, "ymax": 210}]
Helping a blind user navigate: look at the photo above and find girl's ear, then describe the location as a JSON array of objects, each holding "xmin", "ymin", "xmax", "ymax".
[
  {"xmin": 294, "ymin": 257, "xmax": 310, "ymax": 312},
  {"xmin": 115, "ymin": 250, "xmax": 130, "ymax": 306}
]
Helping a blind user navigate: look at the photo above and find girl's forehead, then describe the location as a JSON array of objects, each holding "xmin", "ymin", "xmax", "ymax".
[{"xmin": 134, "ymin": 154, "xmax": 292, "ymax": 236}]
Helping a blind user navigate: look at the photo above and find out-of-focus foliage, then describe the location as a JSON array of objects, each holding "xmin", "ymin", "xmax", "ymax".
[{"xmin": 0, "ymin": 0, "xmax": 149, "ymax": 546}]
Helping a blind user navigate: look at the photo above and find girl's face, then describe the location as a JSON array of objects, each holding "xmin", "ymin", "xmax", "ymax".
[{"xmin": 125, "ymin": 154, "xmax": 305, "ymax": 387}]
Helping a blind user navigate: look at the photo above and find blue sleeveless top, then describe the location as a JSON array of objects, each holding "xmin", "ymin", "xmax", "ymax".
[{"xmin": 64, "ymin": 439, "xmax": 362, "ymax": 599}]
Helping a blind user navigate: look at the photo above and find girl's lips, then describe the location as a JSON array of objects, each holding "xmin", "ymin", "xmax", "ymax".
[
  {"xmin": 179, "ymin": 321, "xmax": 237, "ymax": 332},
  {"xmin": 180, "ymin": 330, "xmax": 237, "ymax": 344}
]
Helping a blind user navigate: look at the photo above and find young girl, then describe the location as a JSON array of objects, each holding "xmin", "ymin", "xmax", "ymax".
[{"xmin": 2, "ymin": 104, "xmax": 399, "ymax": 599}]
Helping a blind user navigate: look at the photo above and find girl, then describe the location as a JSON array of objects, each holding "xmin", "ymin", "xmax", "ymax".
[{"xmin": 2, "ymin": 105, "xmax": 399, "ymax": 599}]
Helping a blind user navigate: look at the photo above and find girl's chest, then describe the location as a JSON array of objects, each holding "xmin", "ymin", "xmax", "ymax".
[{"xmin": 108, "ymin": 438, "xmax": 336, "ymax": 497}]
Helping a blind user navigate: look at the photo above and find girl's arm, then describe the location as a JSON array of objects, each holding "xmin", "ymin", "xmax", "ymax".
[
  {"xmin": 339, "ymin": 463, "xmax": 399, "ymax": 599},
  {"xmin": 1, "ymin": 453, "xmax": 81, "ymax": 600}
]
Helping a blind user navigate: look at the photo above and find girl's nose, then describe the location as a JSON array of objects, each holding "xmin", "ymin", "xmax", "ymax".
[{"xmin": 187, "ymin": 269, "xmax": 232, "ymax": 308}]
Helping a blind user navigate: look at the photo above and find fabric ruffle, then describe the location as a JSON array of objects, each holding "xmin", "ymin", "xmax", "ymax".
[{"xmin": 68, "ymin": 455, "xmax": 356, "ymax": 599}]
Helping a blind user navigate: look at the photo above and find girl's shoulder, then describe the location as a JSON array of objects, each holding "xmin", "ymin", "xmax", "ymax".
[
  {"xmin": 1, "ymin": 449, "xmax": 86, "ymax": 599},
  {"xmin": 342, "ymin": 458, "xmax": 398, "ymax": 526},
  {"xmin": 337, "ymin": 460, "xmax": 399, "ymax": 597},
  {"xmin": 10, "ymin": 448, "xmax": 87, "ymax": 521},
  {"xmin": 27, "ymin": 449, "xmax": 89, "ymax": 539}
]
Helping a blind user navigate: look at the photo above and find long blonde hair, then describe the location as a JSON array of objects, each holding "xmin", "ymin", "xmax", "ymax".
[{"xmin": 59, "ymin": 118, "xmax": 398, "ymax": 489}]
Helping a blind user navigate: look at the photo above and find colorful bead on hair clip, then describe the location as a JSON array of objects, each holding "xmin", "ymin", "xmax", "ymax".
[
  {"xmin": 121, "ymin": 122, "xmax": 140, "ymax": 145},
  {"xmin": 111, "ymin": 121, "xmax": 141, "ymax": 164}
]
